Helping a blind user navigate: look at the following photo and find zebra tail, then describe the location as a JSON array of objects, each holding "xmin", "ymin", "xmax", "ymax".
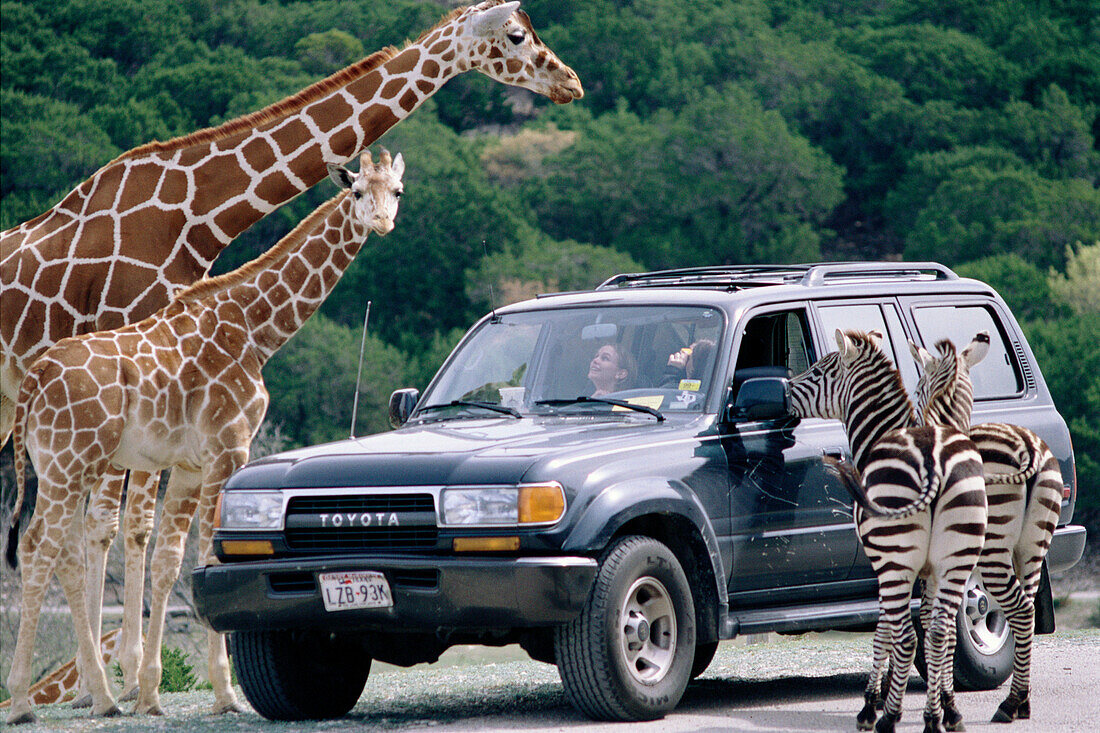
[{"xmin": 823, "ymin": 455, "xmax": 890, "ymax": 518}]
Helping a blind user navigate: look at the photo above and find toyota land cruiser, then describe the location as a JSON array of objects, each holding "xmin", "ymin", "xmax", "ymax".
[{"xmin": 192, "ymin": 262, "xmax": 1086, "ymax": 721}]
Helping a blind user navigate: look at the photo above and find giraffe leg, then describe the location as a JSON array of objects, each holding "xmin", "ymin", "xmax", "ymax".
[
  {"xmin": 6, "ymin": 508, "xmax": 57, "ymax": 724},
  {"xmin": 72, "ymin": 470, "xmax": 125, "ymax": 708},
  {"xmin": 134, "ymin": 468, "xmax": 203, "ymax": 715},
  {"xmin": 195, "ymin": 449, "xmax": 249, "ymax": 715},
  {"xmin": 52, "ymin": 510, "xmax": 120, "ymax": 718},
  {"xmin": 0, "ymin": 392, "xmax": 13, "ymax": 448},
  {"xmin": 117, "ymin": 470, "xmax": 158, "ymax": 702}
]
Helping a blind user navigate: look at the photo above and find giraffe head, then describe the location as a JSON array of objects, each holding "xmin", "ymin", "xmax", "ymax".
[
  {"xmin": 327, "ymin": 148, "xmax": 405, "ymax": 235},
  {"xmin": 443, "ymin": 1, "xmax": 583, "ymax": 104}
]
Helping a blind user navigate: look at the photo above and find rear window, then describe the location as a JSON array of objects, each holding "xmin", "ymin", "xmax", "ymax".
[{"xmin": 911, "ymin": 304, "xmax": 1023, "ymax": 399}]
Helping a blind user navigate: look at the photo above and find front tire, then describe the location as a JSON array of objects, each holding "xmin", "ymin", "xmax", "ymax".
[
  {"xmin": 554, "ymin": 535, "xmax": 696, "ymax": 721},
  {"xmin": 230, "ymin": 629, "xmax": 370, "ymax": 720}
]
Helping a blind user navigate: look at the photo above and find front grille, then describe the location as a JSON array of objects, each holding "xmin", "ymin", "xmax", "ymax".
[
  {"xmin": 284, "ymin": 493, "xmax": 438, "ymax": 552},
  {"xmin": 269, "ymin": 572, "xmax": 316, "ymax": 594},
  {"xmin": 391, "ymin": 568, "xmax": 439, "ymax": 589}
]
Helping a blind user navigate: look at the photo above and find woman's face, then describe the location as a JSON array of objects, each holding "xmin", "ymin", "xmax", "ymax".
[{"xmin": 589, "ymin": 344, "xmax": 626, "ymax": 391}]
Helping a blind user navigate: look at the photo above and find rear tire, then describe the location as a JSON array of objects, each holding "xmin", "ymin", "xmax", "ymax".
[
  {"xmin": 231, "ymin": 629, "xmax": 370, "ymax": 720},
  {"xmin": 690, "ymin": 641, "xmax": 719, "ymax": 679},
  {"xmin": 554, "ymin": 535, "xmax": 696, "ymax": 721},
  {"xmin": 915, "ymin": 576, "xmax": 1013, "ymax": 691}
]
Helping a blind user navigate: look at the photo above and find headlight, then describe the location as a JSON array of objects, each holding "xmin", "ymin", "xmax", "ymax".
[
  {"xmin": 218, "ymin": 491, "xmax": 283, "ymax": 529},
  {"xmin": 440, "ymin": 483, "xmax": 565, "ymax": 526}
]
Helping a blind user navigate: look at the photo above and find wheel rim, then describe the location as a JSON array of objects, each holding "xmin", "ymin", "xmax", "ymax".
[
  {"xmin": 619, "ymin": 576, "xmax": 677, "ymax": 684},
  {"xmin": 961, "ymin": 575, "xmax": 1010, "ymax": 655}
]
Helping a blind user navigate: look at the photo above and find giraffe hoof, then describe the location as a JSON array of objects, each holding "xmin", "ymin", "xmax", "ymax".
[
  {"xmin": 70, "ymin": 693, "xmax": 93, "ymax": 708},
  {"xmin": 93, "ymin": 703, "xmax": 122, "ymax": 718},
  {"xmin": 5, "ymin": 709, "xmax": 37, "ymax": 725},
  {"xmin": 212, "ymin": 700, "xmax": 245, "ymax": 715}
]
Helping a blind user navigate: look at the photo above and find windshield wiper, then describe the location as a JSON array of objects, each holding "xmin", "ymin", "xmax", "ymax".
[
  {"xmin": 535, "ymin": 396, "xmax": 665, "ymax": 422},
  {"xmin": 417, "ymin": 400, "xmax": 522, "ymax": 419}
]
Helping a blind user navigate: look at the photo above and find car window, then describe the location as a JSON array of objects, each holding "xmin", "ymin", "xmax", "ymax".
[
  {"xmin": 911, "ymin": 304, "xmax": 1023, "ymax": 398},
  {"xmin": 732, "ymin": 308, "xmax": 814, "ymax": 400},
  {"xmin": 816, "ymin": 301, "xmax": 918, "ymax": 389}
]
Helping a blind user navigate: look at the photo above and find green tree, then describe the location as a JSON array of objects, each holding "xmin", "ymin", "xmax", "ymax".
[
  {"xmin": 1048, "ymin": 242, "xmax": 1100, "ymax": 317},
  {"xmin": 904, "ymin": 167, "xmax": 1100, "ymax": 270},
  {"xmin": 262, "ymin": 314, "xmax": 412, "ymax": 446},
  {"xmin": 294, "ymin": 29, "xmax": 365, "ymax": 76},
  {"xmin": 954, "ymin": 254, "xmax": 1067, "ymax": 321}
]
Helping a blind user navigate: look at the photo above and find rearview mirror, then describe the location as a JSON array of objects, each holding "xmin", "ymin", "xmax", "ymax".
[
  {"xmin": 389, "ymin": 388, "xmax": 420, "ymax": 428},
  {"xmin": 729, "ymin": 377, "xmax": 790, "ymax": 421}
]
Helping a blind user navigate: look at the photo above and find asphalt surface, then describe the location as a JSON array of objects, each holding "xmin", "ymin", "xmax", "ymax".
[{"xmin": 8, "ymin": 628, "xmax": 1098, "ymax": 732}]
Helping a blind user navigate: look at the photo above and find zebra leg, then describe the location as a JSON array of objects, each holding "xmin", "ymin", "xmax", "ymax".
[
  {"xmin": 924, "ymin": 577, "xmax": 963, "ymax": 732},
  {"xmin": 859, "ymin": 619, "xmax": 891, "ymax": 729},
  {"xmin": 875, "ymin": 611, "xmax": 916, "ymax": 733},
  {"xmin": 922, "ymin": 601, "xmax": 953, "ymax": 733},
  {"xmin": 986, "ymin": 571, "xmax": 1032, "ymax": 723}
]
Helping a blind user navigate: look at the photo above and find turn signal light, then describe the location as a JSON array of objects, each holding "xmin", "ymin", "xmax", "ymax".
[
  {"xmin": 518, "ymin": 483, "xmax": 566, "ymax": 524},
  {"xmin": 453, "ymin": 536, "xmax": 520, "ymax": 552},
  {"xmin": 220, "ymin": 540, "xmax": 275, "ymax": 556}
]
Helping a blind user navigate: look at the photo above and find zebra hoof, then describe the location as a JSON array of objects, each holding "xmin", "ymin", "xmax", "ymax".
[
  {"xmin": 922, "ymin": 711, "xmax": 947, "ymax": 733},
  {"xmin": 875, "ymin": 711, "xmax": 900, "ymax": 733},
  {"xmin": 943, "ymin": 703, "xmax": 965, "ymax": 731},
  {"xmin": 992, "ymin": 696, "xmax": 1026, "ymax": 723},
  {"xmin": 857, "ymin": 702, "xmax": 877, "ymax": 730}
]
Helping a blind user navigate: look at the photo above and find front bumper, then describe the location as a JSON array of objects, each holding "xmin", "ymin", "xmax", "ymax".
[
  {"xmin": 192, "ymin": 554, "xmax": 597, "ymax": 633},
  {"xmin": 1047, "ymin": 524, "xmax": 1087, "ymax": 573}
]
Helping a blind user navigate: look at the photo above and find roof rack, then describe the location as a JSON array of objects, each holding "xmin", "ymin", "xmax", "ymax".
[{"xmin": 596, "ymin": 262, "xmax": 958, "ymax": 291}]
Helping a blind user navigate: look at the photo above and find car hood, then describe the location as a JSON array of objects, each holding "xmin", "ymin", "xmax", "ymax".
[{"xmin": 226, "ymin": 416, "xmax": 703, "ymax": 490}]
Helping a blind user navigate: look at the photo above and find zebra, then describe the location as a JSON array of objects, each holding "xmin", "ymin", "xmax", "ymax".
[
  {"xmin": 788, "ymin": 329, "xmax": 986, "ymax": 733},
  {"xmin": 909, "ymin": 334, "xmax": 1063, "ymax": 724}
]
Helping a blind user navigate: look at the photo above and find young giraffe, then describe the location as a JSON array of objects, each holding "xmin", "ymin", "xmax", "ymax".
[
  {"xmin": 0, "ymin": 630, "xmax": 121, "ymax": 710},
  {"xmin": 5, "ymin": 149, "xmax": 404, "ymax": 724},
  {"xmin": 910, "ymin": 335, "xmax": 1063, "ymax": 724},
  {"xmin": 1, "ymin": 0, "xmax": 580, "ymax": 702}
]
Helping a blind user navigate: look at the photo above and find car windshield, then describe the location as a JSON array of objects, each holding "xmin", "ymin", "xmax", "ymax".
[{"xmin": 419, "ymin": 305, "xmax": 724, "ymax": 418}]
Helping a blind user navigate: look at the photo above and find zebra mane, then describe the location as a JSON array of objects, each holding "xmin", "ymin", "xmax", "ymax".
[{"xmin": 921, "ymin": 339, "xmax": 973, "ymax": 432}]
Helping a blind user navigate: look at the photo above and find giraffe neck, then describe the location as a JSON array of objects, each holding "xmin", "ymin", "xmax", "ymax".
[{"xmin": 183, "ymin": 193, "xmax": 369, "ymax": 364}]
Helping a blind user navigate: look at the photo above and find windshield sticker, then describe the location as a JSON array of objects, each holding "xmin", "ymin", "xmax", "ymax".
[
  {"xmin": 677, "ymin": 379, "xmax": 701, "ymax": 392},
  {"xmin": 670, "ymin": 391, "xmax": 699, "ymax": 409},
  {"xmin": 612, "ymin": 395, "xmax": 665, "ymax": 411}
]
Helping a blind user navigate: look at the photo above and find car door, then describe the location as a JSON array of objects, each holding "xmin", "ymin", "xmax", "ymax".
[{"xmin": 722, "ymin": 305, "xmax": 860, "ymax": 602}]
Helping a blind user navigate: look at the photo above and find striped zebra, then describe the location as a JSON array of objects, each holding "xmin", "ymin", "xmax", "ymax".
[
  {"xmin": 910, "ymin": 334, "xmax": 1063, "ymax": 724},
  {"xmin": 788, "ymin": 329, "xmax": 986, "ymax": 733}
]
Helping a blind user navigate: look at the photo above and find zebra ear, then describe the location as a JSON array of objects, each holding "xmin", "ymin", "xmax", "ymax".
[
  {"xmin": 867, "ymin": 329, "xmax": 883, "ymax": 348},
  {"xmin": 962, "ymin": 331, "xmax": 991, "ymax": 368},
  {"xmin": 909, "ymin": 341, "xmax": 934, "ymax": 371},
  {"xmin": 835, "ymin": 329, "xmax": 857, "ymax": 363}
]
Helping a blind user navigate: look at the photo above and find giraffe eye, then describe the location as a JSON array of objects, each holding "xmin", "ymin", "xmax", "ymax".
[
  {"xmin": 506, "ymin": 29, "xmax": 525, "ymax": 45},
  {"xmin": 394, "ymin": 189, "xmax": 403, "ymax": 199},
  {"xmin": 353, "ymin": 191, "xmax": 363, "ymax": 200}
]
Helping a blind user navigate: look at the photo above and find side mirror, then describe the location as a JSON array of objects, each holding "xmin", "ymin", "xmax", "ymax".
[
  {"xmin": 388, "ymin": 388, "xmax": 419, "ymax": 428},
  {"xmin": 729, "ymin": 377, "xmax": 790, "ymax": 422}
]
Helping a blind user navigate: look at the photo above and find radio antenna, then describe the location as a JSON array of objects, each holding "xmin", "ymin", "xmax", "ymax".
[
  {"xmin": 349, "ymin": 300, "xmax": 372, "ymax": 438},
  {"xmin": 483, "ymin": 239, "xmax": 499, "ymax": 322}
]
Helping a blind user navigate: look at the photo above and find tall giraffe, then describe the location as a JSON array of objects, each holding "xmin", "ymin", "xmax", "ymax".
[
  {"xmin": 0, "ymin": 0, "xmax": 580, "ymax": 701},
  {"xmin": 6, "ymin": 149, "xmax": 405, "ymax": 724}
]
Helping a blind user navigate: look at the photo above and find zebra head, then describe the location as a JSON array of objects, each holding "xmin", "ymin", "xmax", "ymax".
[
  {"xmin": 788, "ymin": 329, "xmax": 887, "ymax": 421},
  {"xmin": 909, "ymin": 331, "xmax": 989, "ymax": 432}
]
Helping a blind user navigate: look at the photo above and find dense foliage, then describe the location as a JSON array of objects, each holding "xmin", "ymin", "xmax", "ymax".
[{"xmin": 2, "ymin": 0, "xmax": 1097, "ymax": 501}]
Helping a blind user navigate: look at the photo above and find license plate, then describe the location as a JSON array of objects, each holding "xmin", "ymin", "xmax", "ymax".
[{"xmin": 318, "ymin": 571, "xmax": 393, "ymax": 612}]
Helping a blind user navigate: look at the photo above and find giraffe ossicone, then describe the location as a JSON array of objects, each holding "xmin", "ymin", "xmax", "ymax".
[
  {"xmin": 5, "ymin": 149, "xmax": 405, "ymax": 724},
  {"xmin": 1, "ymin": 0, "xmax": 577, "ymax": 708}
]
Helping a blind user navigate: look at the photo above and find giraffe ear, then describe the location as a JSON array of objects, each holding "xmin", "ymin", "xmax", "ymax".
[
  {"xmin": 473, "ymin": 1, "xmax": 520, "ymax": 35},
  {"xmin": 962, "ymin": 331, "xmax": 990, "ymax": 368},
  {"xmin": 391, "ymin": 153, "xmax": 405, "ymax": 180},
  {"xmin": 327, "ymin": 163, "xmax": 355, "ymax": 190}
]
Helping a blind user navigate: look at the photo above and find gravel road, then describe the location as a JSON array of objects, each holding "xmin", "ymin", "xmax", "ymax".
[{"xmin": 10, "ymin": 628, "xmax": 1099, "ymax": 733}]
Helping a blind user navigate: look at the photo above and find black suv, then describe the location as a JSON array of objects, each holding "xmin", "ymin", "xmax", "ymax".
[{"xmin": 193, "ymin": 262, "xmax": 1086, "ymax": 722}]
